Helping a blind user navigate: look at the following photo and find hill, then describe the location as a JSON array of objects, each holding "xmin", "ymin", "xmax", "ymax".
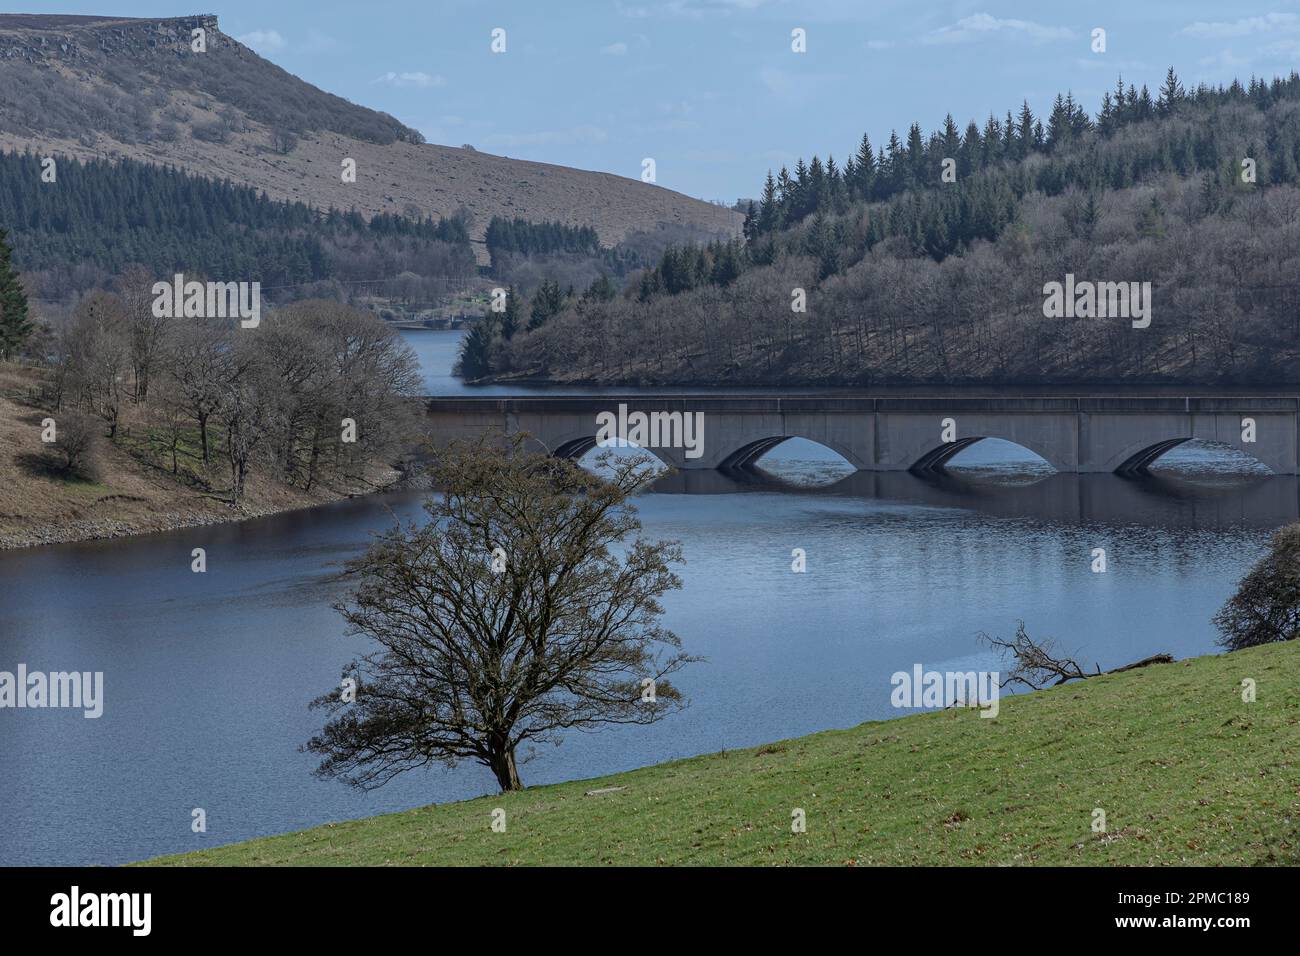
[
  {"xmin": 477, "ymin": 69, "xmax": 1300, "ymax": 387},
  {"xmin": 0, "ymin": 14, "xmax": 740, "ymax": 258},
  {"xmin": 142, "ymin": 638, "xmax": 1298, "ymax": 866}
]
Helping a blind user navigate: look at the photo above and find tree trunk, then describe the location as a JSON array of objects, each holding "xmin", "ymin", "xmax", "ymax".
[
  {"xmin": 198, "ymin": 412, "xmax": 210, "ymax": 465},
  {"xmin": 489, "ymin": 746, "xmax": 523, "ymax": 792}
]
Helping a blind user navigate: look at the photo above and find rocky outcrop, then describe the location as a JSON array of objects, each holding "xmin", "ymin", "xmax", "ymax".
[{"xmin": 0, "ymin": 14, "xmax": 225, "ymax": 63}]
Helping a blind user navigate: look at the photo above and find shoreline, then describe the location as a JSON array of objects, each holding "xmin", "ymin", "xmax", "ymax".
[
  {"xmin": 0, "ymin": 364, "xmax": 421, "ymax": 553},
  {"xmin": 138, "ymin": 639, "xmax": 1296, "ymax": 867},
  {"xmin": 0, "ymin": 482, "xmax": 398, "ymax": 552}
]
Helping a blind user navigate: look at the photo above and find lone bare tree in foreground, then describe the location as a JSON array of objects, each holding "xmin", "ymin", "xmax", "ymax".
[{"xmin": 307, "ymin": 434, "xmax": 693, "ymax": 792}]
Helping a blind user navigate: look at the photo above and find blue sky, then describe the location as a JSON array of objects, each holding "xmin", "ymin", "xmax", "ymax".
[{"xmin": 26, "ymin": 1, "xmax": 1300, "ymax": 201}]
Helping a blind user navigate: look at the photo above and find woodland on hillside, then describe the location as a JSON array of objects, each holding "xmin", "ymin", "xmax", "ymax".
[
  {"xmin": 0, "ymin": 147, "xmax": 726, "ymax": 341},
  {"xmin": 481, "ymin": 216, "xmax": 728, "ymax": 303},
  {"xmin": 464, "ymin": 70, "xmax": 1300, "ymax": 387},
  {"xmin": 45, "ymin": 284, "xmax": 421, "ymax": 505},
  {"xmin": 0, "ymin": 151, "xmax": 477, "ymax": 307}
]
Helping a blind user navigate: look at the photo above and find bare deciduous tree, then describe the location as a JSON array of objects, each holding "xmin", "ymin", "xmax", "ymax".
[
  {"xmin": 307, "ymin": 435, "xmax": 695, "ymax": 792},
  {"xmin": 116, "ymin": 264, "xmax": 169, "ymax": 403},
  {"xmin": 165, "ymin": 316, "xmax": 234, "ymax": 467},
  {"xmin": 270, "ymin": 127, "xmax": 298, "ymax": 154},
  {"xmin": 51, "ymin": 410, "xmax": 98, "ymax": 477},
  {"xmin": 60, "ymin": 291, "xmax": 129, "ymax": 437}
]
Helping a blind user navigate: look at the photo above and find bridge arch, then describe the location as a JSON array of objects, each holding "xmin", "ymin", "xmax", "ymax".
[
  {"xmin": 1113, "ymin": 437, "xmax": 1277, "ymax": 475},
  {"xmin": 542, "ymin": 430, "xmax": 675, "ymax": 468},
  {"xmin": 907, "ymin": 435, "xmax": 1061, "ymax": 474},
  {"xmin": 1111, "ymin": 437, "xmax": 1191, "ymax": 475},
  {"xmin": 718, "ymin": 434, "xmax": 870, "ymax": 471}
]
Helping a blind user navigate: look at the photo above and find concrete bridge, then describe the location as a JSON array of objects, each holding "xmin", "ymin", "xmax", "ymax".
[{"xmin": 423, "ymin": 394, "xmax": 1300, "ymax": 474}]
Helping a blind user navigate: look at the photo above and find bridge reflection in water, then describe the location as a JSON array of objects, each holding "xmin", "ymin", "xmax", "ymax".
[{"xmin": 645, "ymin": 466, "xmax": 1298, "ymax": 531}]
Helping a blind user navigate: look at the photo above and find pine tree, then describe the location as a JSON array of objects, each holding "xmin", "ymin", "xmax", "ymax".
[
  {"xmin": 884, "ymin": 130, "xmax": 905, "ymax": 193},
  {"xmin": 528, "ymin": 279, "xmax": 566, "ymax": 328},
  {"xmin": 1158, "ymin": 67, "xmax": 1185, "ymax": 114},
  {"xmin": 982, "ymin": 115, "xmax": 1002, "ymax": 164},
  {"xmin": 791, "ymin": 158, "xmax": 810, "ymax": 219},
  {"xmin": 1137, "ymin": 195, "xmax": 1166, "ymax": 239},
  {"xmin": 757, "ymin": 171, "xmax": 783, "ymax": 234},
  {"xmin": 0, "ymin": 228, "xmax": 34, "ymax": 361},
  {"xmin": 960, "ymin": 121, "xmax": 982, "ymax": 175},
  {"xmin": 824, "ymin": 156, "xmax": 845, "ymax": 211},
  {"xmin": 500, "ymin": 284, "xmax": 521, "ymax": 340},
  {"xmin": 941, "ymin": 113, "xmax": 962, "ymax": 164},
  {"xmin": 1016, "ymin": 101, "xmax": 1035, "ymax": 157},
  {"xmin": 853, "ymin": 133, "xmax": 876, "ymax": 200},
  {"xmin": 806, "ymin": 155, "xmax": 827, "ymax": 213},
  {"xmin": 456, "ymin": 317, "xmax": 497, "ymax": 379},
  {"xmin": 1046, "ymin": 94, "xmax": 1069, "ymax": 149},
  {"xmin": 582, "ymin": 274, "xmax": 617, "ymax": 303},
  {"xmin": 905, "ymin": 123, "xmax": 927, "ymax": 188}
]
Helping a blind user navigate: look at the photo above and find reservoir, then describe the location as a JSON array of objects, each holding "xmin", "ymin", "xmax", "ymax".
[{"xmin": 0, "ymin": 329, "xmax": 1285, "ymax": 865}]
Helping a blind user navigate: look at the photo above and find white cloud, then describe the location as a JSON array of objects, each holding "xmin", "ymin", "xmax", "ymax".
[
  {"xmin": 1260, "ymin": 38, "xmax": 1300, "ymax": 60},
  {"xmin": 372, "ymin": 71, "xmax": 446, "ymax": 89},
  {"xmin": 923, "ymin": 13, "xmax": 1073, "ymax": 45},
  {"xmin": 1182, "ymin": 14, "xmax": 1298, "ymax": 39},
  {"xmin": 236, "ymin": 29, "xmax": 286, "ymax": 53},
  {"xmin": 601, "ymin": 41, "xmax": 629, "ymax": 55},
  {"xmin": 1199, "ymin": 49, "xmax": 1252, "ymax": 70}
]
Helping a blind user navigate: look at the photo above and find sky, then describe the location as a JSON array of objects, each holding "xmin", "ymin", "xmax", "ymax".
[{"xmin": 22, "ymin": 1, "xmax": 1300, "ymax": 202}]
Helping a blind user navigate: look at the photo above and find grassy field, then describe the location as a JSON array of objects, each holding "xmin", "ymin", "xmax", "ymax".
[{"xmin": 147, "ymin": 639, "xmax": 1299, "ymax": 866}]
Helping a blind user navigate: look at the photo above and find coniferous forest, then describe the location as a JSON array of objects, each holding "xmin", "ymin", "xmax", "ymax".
[
  {"xmin": 0, "ymin": 150, "xmax": 476, "ymax": 307},
  {"xmin": 468, "ymin": 69, "xmax": 1300, "ymax": 386}
]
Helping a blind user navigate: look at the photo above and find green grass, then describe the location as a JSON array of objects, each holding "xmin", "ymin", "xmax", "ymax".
[
  {"xmin": 113, "ymin": 425, "xmax": 209, "ymax": 483},
  {"xmin": 144, "ymin": 640, "xmax": 1299, "ymax": 866}
]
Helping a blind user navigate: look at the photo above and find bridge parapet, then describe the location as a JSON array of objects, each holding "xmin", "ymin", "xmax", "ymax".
[{"xmin": 422, "ymin": 393, "xmax": 1300, "ymax": 475}]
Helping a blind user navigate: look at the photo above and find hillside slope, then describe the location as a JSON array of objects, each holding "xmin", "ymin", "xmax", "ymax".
[
  {"xmin": 0, "ymin": 367, "xmax": 360, "ymax": 549},
  {"xmin": 484, "ymin": 70, "xmax": 1300, "ymax": 387},
  {"xmin": 144, "ymin": 639, "xmax": 1298, "ymax": 866},
  {"xmin": 0, "ymin": 14, "xmax": 740, "ymax": 252}
]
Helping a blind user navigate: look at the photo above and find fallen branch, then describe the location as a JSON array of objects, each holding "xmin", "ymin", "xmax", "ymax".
[
  {"xmin": 1106, "ymin": 653, "xmax": 1174, "ymax": 673},
  {"xmin": 979, "ymin": 622, "xmax": 1172, "ymax": 690}
]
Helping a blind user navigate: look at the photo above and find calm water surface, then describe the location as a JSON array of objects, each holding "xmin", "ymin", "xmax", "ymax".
[{"xmin": 0, "ymin": 329, "xmax": 1287, "ymax": 865}]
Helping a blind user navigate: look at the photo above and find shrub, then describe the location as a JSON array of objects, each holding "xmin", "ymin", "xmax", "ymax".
[{"xmin": 1213, "ymin": 524, "xmax": 1300, "ymax": 650}]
